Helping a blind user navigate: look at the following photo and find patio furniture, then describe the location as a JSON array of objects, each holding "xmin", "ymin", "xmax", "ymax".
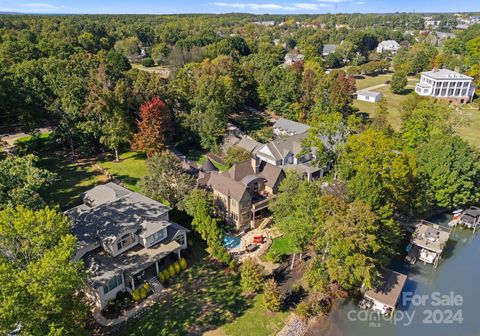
[
  {"xmin": 253, "ymin": 235, "xmax": 264, "ymax": 244},
  {"xmin": 246, "ymin": 244, "xmax": 258, "ymax": 253}
]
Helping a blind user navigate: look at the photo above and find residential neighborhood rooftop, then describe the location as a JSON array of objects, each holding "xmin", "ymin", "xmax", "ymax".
[
  {"xmin": 66, "ymin": 183, "xmax": 172, "ymax": 248},
  {"xmin": 422, "ymin": 68, "xmax": 473, "ymax": 80},
  {"xmin": 273, "ymin": 118, "xmax": 310, "ymax": 135}
]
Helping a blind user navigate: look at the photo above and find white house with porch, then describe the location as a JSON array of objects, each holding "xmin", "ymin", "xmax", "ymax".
[
  {"xmin": 65, "ymin": 183, "xmax": 189, "ymax": 309},
  {"xmin": 415, "ymin": 68, "xmax": 475, "ymax": 103}
]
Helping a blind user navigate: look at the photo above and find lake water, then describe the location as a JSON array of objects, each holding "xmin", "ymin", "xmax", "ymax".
[{"xmin": 306, "ymin": 213, "xmax": 480, "ymax": 336}]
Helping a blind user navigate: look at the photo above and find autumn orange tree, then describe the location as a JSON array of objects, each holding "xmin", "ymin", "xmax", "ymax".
[{"xmin": 132, "ymin": 97, "xmax": 173, "ymax": 157}]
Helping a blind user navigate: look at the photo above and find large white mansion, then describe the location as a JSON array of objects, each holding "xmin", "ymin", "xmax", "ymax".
[{"xmin": 415, "ymin": 69, "xmax": 475, "ymax": 103}]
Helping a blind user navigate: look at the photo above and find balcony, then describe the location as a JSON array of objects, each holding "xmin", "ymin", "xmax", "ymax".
[{"xmin": 251, "ymin": 192, "xmax": 275, "ymax": 212}]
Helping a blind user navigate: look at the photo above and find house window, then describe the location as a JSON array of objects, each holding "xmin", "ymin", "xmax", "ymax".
[
  {"xmin": 176, "ymin": 233, "xmax": 185, "ymax": 246},
  {"xmin": 148, "ymin": 230, "xmax": 165, "ymax": 246},
  {"xmin": 117, "ymin": 233, "xmax": 135, "ymax": 251},
  {"xmin": 103, "ymin": 274, "xmax": 123, "ymax": 294}
]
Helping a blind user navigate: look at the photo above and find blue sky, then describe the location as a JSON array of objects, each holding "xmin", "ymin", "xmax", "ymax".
[{"xmin": 0, "ymin": 0, "xmax": 479, "ymax": 14}]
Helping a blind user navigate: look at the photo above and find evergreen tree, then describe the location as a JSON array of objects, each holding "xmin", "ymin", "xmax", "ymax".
[
  {"xmin": 263, "ymin": 279, "xmax": 283, "ymax": 312},
  {"xmin": 240, "ymin": 258, "xmax": 265, "ymax": 294}
]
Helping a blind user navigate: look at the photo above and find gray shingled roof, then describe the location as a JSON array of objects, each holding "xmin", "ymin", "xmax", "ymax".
[
  {"xmin": 322, "ymin": 44, "xmax": 338, "ymax": 55},
  {"xmin": 65, "ymin": 183, "xmax": 172, "ymax": 248},
  {"xmin": 273, "ymin": 118, "xmax": 310, "ymax": 135},
  {"xmin": 261, "ymin": 133, "xmax": 308, "ymax": 161}
]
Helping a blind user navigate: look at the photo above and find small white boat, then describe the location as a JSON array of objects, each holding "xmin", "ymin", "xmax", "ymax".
[
  {"xmin": 448, "ymin": 219, "xmax": 458, "ymax": 227},
  {"xmin": 453, "ymin": 209, "xmax": 463, "ymax": 215}
]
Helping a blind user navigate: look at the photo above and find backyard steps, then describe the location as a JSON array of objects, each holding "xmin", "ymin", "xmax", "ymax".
[{"xmin": 148, "ymin": 277, "xmax": 163, "ymax": 293}]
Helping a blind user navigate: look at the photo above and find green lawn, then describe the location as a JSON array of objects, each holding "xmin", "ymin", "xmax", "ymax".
[
  {"xmin": 457, "ymin": 103, "xmax": 480, "ymax": 148},
  {"xmin": 121, "ymin": 238, "xmax": 251, "ymax": 336},
  {"xmin": 99, "ymin": 152, "xmax": 147, "ymax": 192},
  {"xmin": 269, "ymin": 236, "xmax": 297, "ymax": 256},
  {"xmin": 220, "ymin": 294, "xmax": 290, "ymax": 336},
  {"xmin": 353, "ymin": 86, "xmax": 412, "ymax": 130},
  {"xmin": 131, "ymin": 64, "xmax": 170, "ymax": 78},
  {"xmin": 122, "ymin": 236, "xmax": 289, "ymax": 336},
  {"xmin": 353, "ymin": 85, "xmax": 480, "ymax": 148},
  {"xmin": 355, "ymin": 74, "xmax": 392, "ymax": 90},
  {"xmin": 37, "ymin": 154, "xmax": 107, "ymax": 210}
]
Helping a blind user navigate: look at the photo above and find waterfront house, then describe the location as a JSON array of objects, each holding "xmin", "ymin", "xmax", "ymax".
[
  {"xmin": 65, "ymin": 183, "xmax": 189, "ymax": 309},
  {"xmin": 406, "ymin": 220, "xmax": 451, "ymax": 268},
  {"xmin": 415, "ymin": 68, "xmax": 475, "ymax": 103},
  {"xmin": 459, "ymin": 206, "xmax": 480, "ymax": 231},
  {"xmin": 361, "ymin": 268, "xmax": 408, "ymax": 315},
  {"xmin": 357, "ymin": 90, "xmax": 383, "ymax": 103},
  {"xmin": 202, "ymin": 158, "xmax": 285, "ymax": 230}
]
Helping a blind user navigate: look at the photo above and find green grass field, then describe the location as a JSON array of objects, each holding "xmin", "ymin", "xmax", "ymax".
[
  {"xmin": 457, "ymin": 103, "xmax": 480, "ymax": 148},
  {"xmin": 353, "ymin": 86, "xmax": 412, "ymax": 130},
  {"xmin": 131, "ymin": 64, "xmax": 170, "ymax": 78},
  {"xmin": 219, "ymin": 294, "xmax": 290, "ymax": 336},
  {"xmin": 123, "ymin": 238, "xmax": 288, "ymax": 336},
  {"xmin": 355, "ymin": 74, "xmax": 392, "ymax": 90},
  {"xmin": 122, "ymin": 237, "xmax": 267, "ymax": 336},
  {"xmin": 99, "ymin": 151, "xmax": 147, "ymax": 192},
  {"xmin": 38, "ymin": 154, "xmax": 107, "ymax": 210}
]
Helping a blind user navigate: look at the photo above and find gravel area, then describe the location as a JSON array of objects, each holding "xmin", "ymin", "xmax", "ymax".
[{"xmin": 277, "ymin": 315, "xmax": 307, "ymax": 336}]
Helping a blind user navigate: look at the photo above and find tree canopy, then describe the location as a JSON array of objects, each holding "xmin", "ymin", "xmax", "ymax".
[{"xmin": 0, "ymin": 206, "xmax": 85, "ymax": 335}]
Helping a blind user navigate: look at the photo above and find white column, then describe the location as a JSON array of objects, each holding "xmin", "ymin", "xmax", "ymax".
[
  {"xmin": 155, "ymin": 260, "xmax": 159, "ymax": 275},
  {"xmin": 131, "ymin": 276, "xmax": 135, "ymax": 290}
]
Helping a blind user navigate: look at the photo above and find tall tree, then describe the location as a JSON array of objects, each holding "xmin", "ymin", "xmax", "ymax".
[
  {"xmin": 0, "ymin": 206, "xmax": 85, "ymax": 335},
  {"xmin": 401, "ymin": 101, "xmax": 457, "ymax": 149},
  {"xmin": 416, "ymin": 134, "xmax": 480, "ymax": 208},
  {"xmin": 263, "ymin": 279, "xmax": 283, "ymax": 312},
  {"xmin": 225, "ymin": 147, "xmax": 252, "ymax": 167},
  {"xmin": 270, "ymin": 172, "xmax": 320, "ymax": 268},
  {"xmin": 132, "ymin": 97, "xmax": 174, "ymax": 157},
  {"xmin": 391, "ymin": 70, "xmax": 408, "ymax": 94},
  {"xmin": 340, "ymin": 128, "xmax": 419, "ymax": 218},
  {"xmin": 240, "ymin": 258, "xmax": 265, "ymax": 294},
  {"xmin": 316, "ymin": 195, "xmax": 383, "ymax": 290},
  {"xmin": 181, "ymin": 189, "xmax": 230, "ymax": 263},
  {"xmin": 0, "ymin": 155, "xmax": 55, "ymax": 210},
  {"xmin": 303, "ymin": 112, "xmax": 361, "ymax": 178},
  {"xmin": 141, "ymin": 151, "xmax": 195, "ymax": 208}
]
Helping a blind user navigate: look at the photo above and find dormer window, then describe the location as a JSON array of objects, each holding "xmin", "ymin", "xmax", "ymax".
[
  {"xmin": 117, "ymin": 233, "xmax": 135, "ymax": 251},
  {"xmin": 148, "ymin": 230, "xmax": 165, "ymax": 246}
]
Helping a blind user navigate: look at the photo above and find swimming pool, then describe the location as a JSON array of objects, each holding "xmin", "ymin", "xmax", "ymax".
[{"xmin": 223, "ymin": 235, "xmax": 241, "ymax": 249}]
